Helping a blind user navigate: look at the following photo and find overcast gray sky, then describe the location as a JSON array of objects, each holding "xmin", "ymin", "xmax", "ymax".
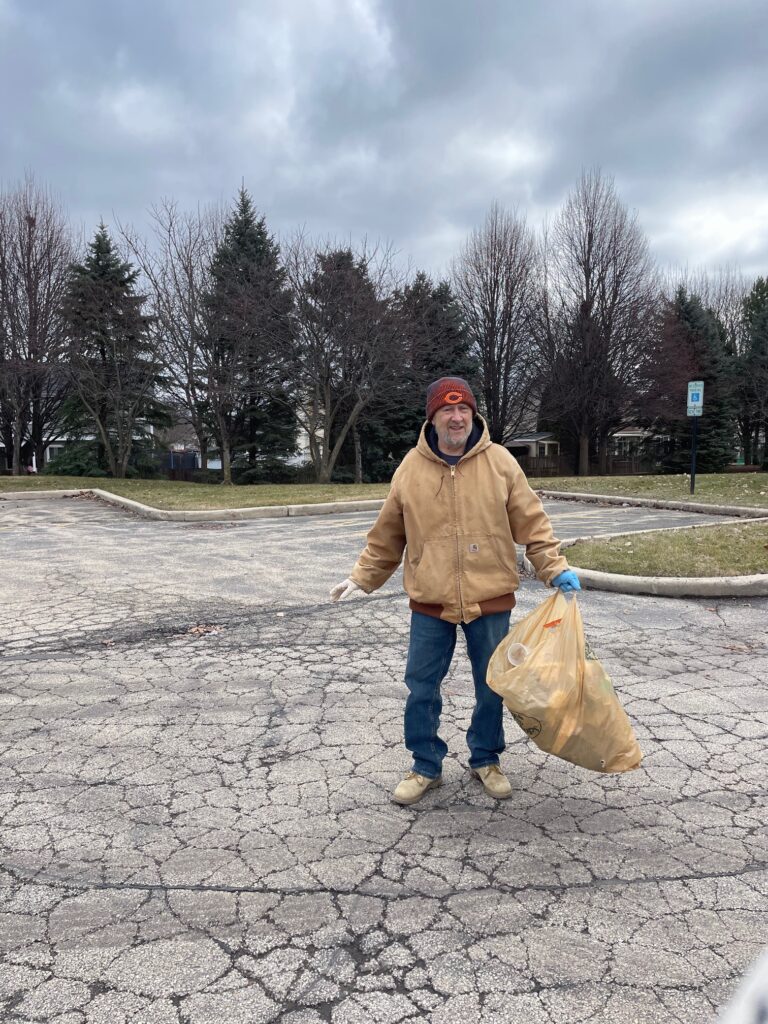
[{"xmin": 2, "ymin": 0, "xmax": 767, "ymax": 278}]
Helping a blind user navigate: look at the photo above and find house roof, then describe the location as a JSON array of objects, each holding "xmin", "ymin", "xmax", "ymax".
[{"xmin": 507, "ymin": 432, "xmax": 556, "ymax": 444}]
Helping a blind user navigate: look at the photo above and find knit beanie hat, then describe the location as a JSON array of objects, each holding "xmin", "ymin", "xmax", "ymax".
[{"xmin": 426, "ymin": 377, "xmax": 477, "ymax": 421}]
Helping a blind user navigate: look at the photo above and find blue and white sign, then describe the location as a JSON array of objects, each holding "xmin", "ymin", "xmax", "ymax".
[{"xmin": 687, "ymin": 380, "xmax": 704, "ymax": 417}]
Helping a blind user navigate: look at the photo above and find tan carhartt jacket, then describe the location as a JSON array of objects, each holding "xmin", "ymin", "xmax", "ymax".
[{"xmin": 349, "ymin": 417, "xmax": 569, "ymax": 623}]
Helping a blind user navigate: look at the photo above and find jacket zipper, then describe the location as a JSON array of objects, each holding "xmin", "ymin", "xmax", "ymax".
[{"xmin": 451, "ymin": 465, "xmax": 464, "ymax": 618}]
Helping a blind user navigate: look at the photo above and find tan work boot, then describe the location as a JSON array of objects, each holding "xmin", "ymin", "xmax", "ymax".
[
  {"xmin": 392, "ymin": 771, "xmax": 442, "ymax": 806},
  {"xmin": 471, "ymin": 764, "xmax": 512, "ymax": 799}
]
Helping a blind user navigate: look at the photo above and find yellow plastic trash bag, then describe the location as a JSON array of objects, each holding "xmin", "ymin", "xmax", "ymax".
[{"xmin": 487, "ymin": 591, "xmax": 642, "ymax": 773}]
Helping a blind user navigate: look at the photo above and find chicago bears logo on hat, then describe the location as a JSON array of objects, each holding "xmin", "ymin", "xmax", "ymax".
[{"xmin": 426, "ymin": 377, "xmax": 477, "ymax": 420}]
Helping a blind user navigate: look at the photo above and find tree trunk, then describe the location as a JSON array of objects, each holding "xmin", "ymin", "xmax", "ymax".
[
  {"xmin": 1, "ymin": 422, "xmax": 13, "ymax": 471},
  {"xmin": 740, "ymin": 419, "xmax": 754, "ymax": 465},
  {"xmin": 220, "ymin": 433, "xmax": 232, "ymax": 485},
  {"xmin": 353, "ymin": 425, "xmax": 363, "ymax": 484},
  {"xmin": 322, "ymin": 396, "xmax": 366, "ymax": 484},
  {"xmin": 92, "ymin": 415, "xmax": 118, "ymax": 477},
  {"xmin": 308, "ymin": 431, "xmax": 321, "ymax": 480},
  {"xmin": 97, "ymin": 400, "xmax": 109, "ymax": 470},
  {"xmin": 12, "ymin": 413, "xmax": 22, "ymax": 475},
  {"xmin": 598, "ymin": 438, "xmax": 608, "ymax": 476},
  {"xmin": 199, "ymin": 437, "xmax": 208, "ymax": 471},
  {"xmin": 578, "ymin": 432, "xmax": 590, "ymax": 476}
]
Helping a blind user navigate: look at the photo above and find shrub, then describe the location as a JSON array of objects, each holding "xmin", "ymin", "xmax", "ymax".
[
  {"xmin": 190, "ymin": 469, "xmax": 222, "ymax": 485},
  {"xmin": 42, "ymin": 443, "xmax": 104, "ymax": 477},
  {"xmin": 330, "ymin": 466, "xmax": 360, "ymax": 484},
  {"xmin": 233, "ymin": 460, "xmax": 298, "ymax": 485},
  {"xmin": 129, "ymin": 458, "xmax": 163, "ymax": 479}
]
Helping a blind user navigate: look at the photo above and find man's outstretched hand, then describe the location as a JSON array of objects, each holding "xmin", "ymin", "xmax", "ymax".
[
  {"xmin": 330, "ymin": 578, "xmax": 363, "ymax": 603},
  {"xmin": 552, "ymin": 570, "xmax": 581, "ymax": 593}
]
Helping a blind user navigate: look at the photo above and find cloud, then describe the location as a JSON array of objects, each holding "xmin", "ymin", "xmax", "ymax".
[
  {"xmin": 0, "ymin": 0, "xmax": 766, "ymax": 278},
  {"xmin": 649, "ymin": 180, "xmax": 768, "ymax": 272}
]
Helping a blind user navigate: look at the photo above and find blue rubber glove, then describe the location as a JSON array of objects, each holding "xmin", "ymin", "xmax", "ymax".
[{"xmin": 552, "ymin": 570, "xmax": 581, "ymax": 593}]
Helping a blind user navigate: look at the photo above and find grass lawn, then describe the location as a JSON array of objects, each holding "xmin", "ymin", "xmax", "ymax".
[
  {"xmin": 528, "ymin": 472, "xmax": 768, "ymax": 509},
  {"xmin": 0, "ymin": 476, "xmax": 391, "ymax": 510},
  {"xmin": 567, "ymin": 520, "xmax": 768, "ymax": 577},
  {"xmin": 2, "ymin": 471, "xmax": 767, "ymax": 510}
]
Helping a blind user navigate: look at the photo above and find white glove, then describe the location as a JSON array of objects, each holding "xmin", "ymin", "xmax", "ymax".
[{"xmin": 329, "ymin": 578, "xmax": 363, "ymax": 603}]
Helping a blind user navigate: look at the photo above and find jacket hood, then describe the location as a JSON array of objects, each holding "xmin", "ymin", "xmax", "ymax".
[{"xmin": 416, "ymin": 414, "xmax": 492, "ymax": 465}]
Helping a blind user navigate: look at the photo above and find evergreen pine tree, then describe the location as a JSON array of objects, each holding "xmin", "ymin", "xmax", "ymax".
[
  {"xmin": 355, "ymin": 274, "xmax": 477, "ymax": 481},
  {"xmin": 63, "ymin": 224, "xmax": 163, "ymax": 477},
  {"xmin": 658, "ymin": 288, "xmax": 738, "ymax": 473},
  {"xmin": 741, "ymin": 277, "xmax": 768, "ymax": 466},
  {"xmin": 203, "ymin": 188, "xmax": 295, "ymax": 483}
]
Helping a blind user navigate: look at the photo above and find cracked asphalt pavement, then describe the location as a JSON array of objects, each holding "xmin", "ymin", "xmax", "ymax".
[{"xmin": 1, "ymin": 495, "xmax": 767, "ymax": 1023}]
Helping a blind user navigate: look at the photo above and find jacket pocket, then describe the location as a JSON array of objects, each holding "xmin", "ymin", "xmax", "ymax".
[
  {"xmin": 404, "ymin": 538, "xmax": 457, "ymax": 606},
  {"xmin": 461, "ymin": 534, "xmax": 519, "ymax": 604}
]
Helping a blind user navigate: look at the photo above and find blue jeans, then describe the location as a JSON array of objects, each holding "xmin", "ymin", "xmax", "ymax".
[{"xmin": 404, "ymin": 610, "xmax": 510, "ymax": 779}]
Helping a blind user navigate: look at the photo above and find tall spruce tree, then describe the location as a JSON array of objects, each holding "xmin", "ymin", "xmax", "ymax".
[
  {"xmin": 62, "ymin": 224, "xmax": 162, "ymax": 477},
  {"xmin": 741, "ymin": 277, "xmax": 768, "ymax": 466},
  {"xmin": 657, "ymin": 288, "xmax": 738, "ymax": 473},
  {"xmin": 355, "ymin": 274, "xmax": 478, "ymax": 481},
  {"xmin": 203, "ymin": 188, "xmax": 294, "ymax": 483}
]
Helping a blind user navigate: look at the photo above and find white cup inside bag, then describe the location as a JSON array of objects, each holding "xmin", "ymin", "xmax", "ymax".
[{"xmin": 506, "ymin": 642, "xmax": 530, "ymax": 667}]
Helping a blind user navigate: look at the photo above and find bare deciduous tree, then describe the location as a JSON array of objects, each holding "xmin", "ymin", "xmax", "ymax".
[
  {"xmin": 0, "ymin": 175, "xmax": 73, "ymax": 473},
  {"xmin": 121, "ymin": 199, "xmax": 223, "ymax": 469},
  {"xmin": 452, "ymin": 202, "xmax": 538, "ymax": 443},
  {"xmin": 284, "ymin": 234, "xmax": 404, "ymax": 483},
  {"xmin": 535, "ymin": 169, "xmax": 657, "ymax": 475}
]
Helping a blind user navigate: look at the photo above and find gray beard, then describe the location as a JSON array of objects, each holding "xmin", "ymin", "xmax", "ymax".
[{"xmin": 437, "ymin": 426, "xmax": 471, "ymax": 452}]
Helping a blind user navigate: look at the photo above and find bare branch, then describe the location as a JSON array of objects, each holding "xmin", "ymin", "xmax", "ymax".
[{"xmin": 452, "ymin": 202, "xmax": 538, "ymax": 443}]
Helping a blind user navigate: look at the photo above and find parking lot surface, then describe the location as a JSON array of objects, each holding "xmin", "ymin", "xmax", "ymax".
[{"xmin": 1, "ymin": 496, "xmax": 767, "ymax": 1023}]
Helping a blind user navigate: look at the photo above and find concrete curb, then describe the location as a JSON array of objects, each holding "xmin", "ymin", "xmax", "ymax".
[
  {"xmin": 538, "ymin": 489, "xmax": 768, "ymax": 519},
  {"xmin": 0, "ymin": 487, "xmax": 387, "ymax": 522},
  {"xmin": 553, "ymin": 522, "xmax": 768, "ymax": 598},
  {"xmin": 287, "ymin": 499, "xmax": 386, "ymax": 517},
  {"xmin": 4, "ymin": 486, "xmax": 767, "ymax": 598},
  {"xmin": 565, "ymin": 566, "xmax": 768, "ymax": 597},
  {"xmin": 92, "ymin": 489, "xmax": 288, "ymax": 521}
]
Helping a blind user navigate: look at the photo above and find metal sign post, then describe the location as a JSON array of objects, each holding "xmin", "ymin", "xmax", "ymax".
[{"xmin": 687, "ymin": 381, "xmax": 704, "ymax": 494}]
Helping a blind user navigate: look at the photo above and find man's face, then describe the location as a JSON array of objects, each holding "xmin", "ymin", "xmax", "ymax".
[{"xmin": 432, "ymin": 403, "xmax": 473, "ymax": 453}]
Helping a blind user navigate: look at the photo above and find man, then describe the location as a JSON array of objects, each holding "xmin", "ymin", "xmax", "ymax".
[{"xmin": 330, "ymin": 376, "xmax": 580, "ymax": 806}]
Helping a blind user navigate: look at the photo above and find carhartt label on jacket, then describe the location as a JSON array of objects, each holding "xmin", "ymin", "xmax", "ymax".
[{"xmin": 468, "ymin": 543, "xmax": 479, "ymax": 553}]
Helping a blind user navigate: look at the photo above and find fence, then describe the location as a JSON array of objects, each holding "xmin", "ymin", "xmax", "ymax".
[{"xmin": 514, "ymin": 454, "xmax": 567, "ymax": 477}]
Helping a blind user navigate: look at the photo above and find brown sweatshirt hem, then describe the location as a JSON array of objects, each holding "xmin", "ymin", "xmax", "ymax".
[{"xmin": 409, "ymin": 593, "xmax": 517, "ymax": 621}]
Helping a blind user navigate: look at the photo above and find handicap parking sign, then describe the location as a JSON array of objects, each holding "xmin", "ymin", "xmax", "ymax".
[{"xmin": 687, "ymin": 380, "xmax": 704, "ymax": 417}]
